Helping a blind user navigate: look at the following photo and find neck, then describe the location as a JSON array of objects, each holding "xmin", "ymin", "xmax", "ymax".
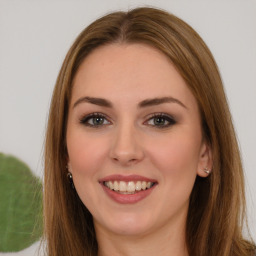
[{"xmin": 96, "ymin": 216, "xmax": 189, "ymax": 256}]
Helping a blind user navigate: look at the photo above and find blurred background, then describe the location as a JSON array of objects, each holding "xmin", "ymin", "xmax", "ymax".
[{"xmin": 0, "ymin": 0, "xmax": 255, "ymax": 254}]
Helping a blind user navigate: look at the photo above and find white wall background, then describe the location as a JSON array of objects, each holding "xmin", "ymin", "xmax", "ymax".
[{"xmin": 0, "ymin": 0, "xmax": 255, "ymax": 246}]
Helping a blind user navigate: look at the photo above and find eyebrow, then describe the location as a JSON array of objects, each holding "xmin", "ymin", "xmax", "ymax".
[
  {"xmin": 138, "ymin": 97, "xmax": 187, "ymax": 109},
  {"xmin": 73, "ymin": 96, "xmax": 187, "ymax": 109},
  {"xmin": 73, "ymin": 96, "xmax": 113, "ymax": 108}
]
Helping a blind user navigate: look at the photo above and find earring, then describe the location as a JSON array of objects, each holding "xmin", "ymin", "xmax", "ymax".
[
  {"xmin": 67, "ymin": 172, "xmax": 75, "ymax": 189},
  {"xmin": 203, "ymin": 167, "xmax": 211, "ymax": 174}
]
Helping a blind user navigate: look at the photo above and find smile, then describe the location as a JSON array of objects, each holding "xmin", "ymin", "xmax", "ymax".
[
  {"xmin": 103, "ymin": 181, "xmax": 155, "ymax": 194},
  {"xmin": 99, "ymin": 175, "xmax": 157, "ymax": 204}
]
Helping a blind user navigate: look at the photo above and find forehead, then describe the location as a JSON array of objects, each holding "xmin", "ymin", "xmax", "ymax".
[{"xmin": 71, "ymin": 43, "xmax": 197, "ymax": 108}]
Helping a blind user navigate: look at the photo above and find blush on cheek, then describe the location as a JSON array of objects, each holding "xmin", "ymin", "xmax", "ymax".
[
  {"xmin": 67, "ymin": 132, "xmax": 106, "ymax": 169},
  {"xmin": 69, "ymin": 151, "xmax": 96, "ymax": 177},
  {"xmin": 148, "ymin": 138, "xmax": 200, "ymax": 178}
]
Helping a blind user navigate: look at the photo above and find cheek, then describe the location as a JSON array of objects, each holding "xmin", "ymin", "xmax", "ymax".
[
  {"xmin": 67, "ymin": 130, "xmax": 109, "ymax": 178},
  {"xmin": 146, "ymin": 131, "xmax": 202, "ymax": 178},
  {"xmin": 66, "ymin": 131, "xmax": 110, "ymax": 209},
  {"xmin": 146, "ymin": 132, "xmax": 201, "ymax": 212}
]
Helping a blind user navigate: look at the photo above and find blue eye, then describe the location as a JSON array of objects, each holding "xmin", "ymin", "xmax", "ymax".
[
  {"xmin": 146, "ymin": 114, "xmax": 176, "ymax": 128},
  {"xmin": 80, "ymin": 113, "xmax": 110, "ymax": 127}
]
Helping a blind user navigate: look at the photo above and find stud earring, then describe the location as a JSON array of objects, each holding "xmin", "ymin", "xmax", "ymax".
[
  {"xmin": 67, "ymin": 172, "xmax": 75, "ymax": 189},
  {"xmin": 67, "ymin": 171, "xmax": 73, "ymax": 180},
  {"xmin": 203, "ymin": 167, "xmax": 211, "ymax": 174},
  {"xmin": 67, "ymin": 168, "xmax": 75, "ymax": 189}
]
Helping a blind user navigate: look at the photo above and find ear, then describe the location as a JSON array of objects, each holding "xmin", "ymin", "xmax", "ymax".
[
  {"xmin": 197, "ymin": 141, "xmax": 213, "ymax": 178},
  {"xmin": 66, "ymin": 157, "xmax": 72, "ymax": 174}
]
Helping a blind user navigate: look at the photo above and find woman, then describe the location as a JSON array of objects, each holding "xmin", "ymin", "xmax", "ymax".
[{"xmin": 43, "ymin": 7, "xmax": 255, "ymax": 256}]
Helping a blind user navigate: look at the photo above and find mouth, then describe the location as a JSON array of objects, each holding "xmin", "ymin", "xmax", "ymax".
[
  {"xmin": 103, "ymin": 180, "xmax": 156, "ymax": 194},
  {"xmin": 99, "ymin": 175, "xmax": 158, "ymax": 204}
]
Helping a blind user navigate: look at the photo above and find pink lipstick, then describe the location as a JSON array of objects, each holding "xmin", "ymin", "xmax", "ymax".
[{"xmin": 99, "ymin": 175, "xmax": 157, "ymax": 204}]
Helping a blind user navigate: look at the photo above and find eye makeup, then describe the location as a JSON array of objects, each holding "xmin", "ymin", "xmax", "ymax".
[
  {"xmin": 78, "ymin": 111, "xmax": 176, "ymax": 130},
  {"xmin": 144, "ymin": 113, "xmax": 176, "ymax": 129},
  {"xmin": 79, "ymin": 112, "xmax": 111, "ymax": 128}
]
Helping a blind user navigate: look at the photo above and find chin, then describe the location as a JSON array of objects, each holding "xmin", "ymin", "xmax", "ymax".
[
  {"xmin": 95, "ymin": 212, "xmax": 154, "ymax": 237},
  {"xmin": 109, "ymin": 223, "xmax": 152, "ymax": 237}
]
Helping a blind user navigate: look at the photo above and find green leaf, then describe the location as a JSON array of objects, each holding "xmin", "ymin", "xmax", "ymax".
[{"xmin": 0, "ymin": 153, "xmax": 43, "ymax": 252}]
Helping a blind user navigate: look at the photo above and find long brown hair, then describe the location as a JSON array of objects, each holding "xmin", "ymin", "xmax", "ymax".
[{"xmin": 44, "ymin": 7, "xmax": 255, "ymax": 256}]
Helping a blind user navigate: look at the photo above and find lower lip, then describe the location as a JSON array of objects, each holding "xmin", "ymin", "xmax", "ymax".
[{"xmin": 101, "ymin": 184, "xmax": 156, "ymax": 204}]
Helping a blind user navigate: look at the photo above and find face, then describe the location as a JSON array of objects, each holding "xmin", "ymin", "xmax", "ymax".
[{"xmin": 66, "ymin": 43, "xmax": 211, "ymax": 238}]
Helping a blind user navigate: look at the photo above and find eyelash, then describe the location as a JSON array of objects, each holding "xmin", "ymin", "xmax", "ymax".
[
  {"xmin": 144, "ymin": 113, "xmax": 176, "ymax": 128},
  {"xmin": 79, "ymin": 113, "xmax": 110, "ymax": 128},
  {"xmin": 79, "ymin": 112, "xmax": 176, "ymax": 129}
]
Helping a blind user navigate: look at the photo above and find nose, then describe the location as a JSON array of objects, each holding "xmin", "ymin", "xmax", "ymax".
[{"xmin": 109, "ymin": 123, "xmax": 145, "ymax": 166}]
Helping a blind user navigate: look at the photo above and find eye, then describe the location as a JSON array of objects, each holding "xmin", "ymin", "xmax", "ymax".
[
  {"xmin": 145, "ymin": 113, "xmax": 176, "ymax": 128},
  {"xmin": 79, "ymin": 113, "xmax": 111, "ymax": 127}
]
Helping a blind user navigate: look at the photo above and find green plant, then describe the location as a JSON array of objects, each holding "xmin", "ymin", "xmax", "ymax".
[{"xmin": 0, "ymin": 153, "xmax": 43, "ymax": 252}]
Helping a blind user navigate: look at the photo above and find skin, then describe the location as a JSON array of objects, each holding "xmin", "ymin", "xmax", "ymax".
[{"xmin": 66, "ymin": 43, "xmax": 212, "ymax": 256}]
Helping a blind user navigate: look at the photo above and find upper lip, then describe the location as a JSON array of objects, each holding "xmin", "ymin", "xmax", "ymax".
[{"xmin": 99, "ymin": 174, "xmax": 157, "ymax": 183}]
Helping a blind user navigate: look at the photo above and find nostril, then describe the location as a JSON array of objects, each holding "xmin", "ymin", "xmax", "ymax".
[
  {"xmin": 109, "ymin": 138, "xmax": 145, "ymax": 165},
  {"xmin": 111, "ymin": 156, "xmax": 140, "ymax": 166}
]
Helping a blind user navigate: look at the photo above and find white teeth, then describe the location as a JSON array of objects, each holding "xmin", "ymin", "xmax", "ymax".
[
  {"xmin": 104, "ymin": 180, "xmax": 154, "ymax": 193},
  {"xmin": 141, "ymin": 181, "xmax": 147, "ymax": 190},
  {"xmin": 135, "ymin": 181, "xmax": 142, "ymax": 191},
  {"xmin": 127, "ymin": 181, "xmax": 136, "ymax": 192},
  {"xmin": 109, "ymin": 181, "xmax": 114, "ymax": 190},
  {"xmin": 113, "ymin": 181, "xmax": 119, "ymax": 191},
  {"xmin": 119, "ymin": 181, "xmax": 126, "ymax": 192}
]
